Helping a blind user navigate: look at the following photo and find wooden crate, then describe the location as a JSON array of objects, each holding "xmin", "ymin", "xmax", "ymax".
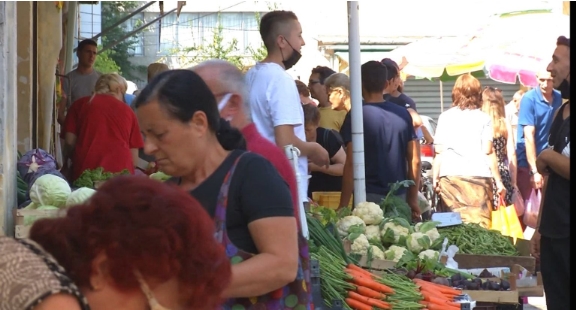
[
  {"xmin": 454, "ymin": 239, "xmax": 536, "ymax": 274},
  {"xmin": 311, "ymin": 192, "xmax": 353, "ymax": 209},
  {"xmin": 13, "ymin": 208, "xmax": 64, "ymax": 239}
]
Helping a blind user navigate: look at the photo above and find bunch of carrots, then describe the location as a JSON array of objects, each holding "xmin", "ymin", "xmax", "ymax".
[{"xmin": 413, "ymin": 278, "xmax": 464, "ymax": 310}]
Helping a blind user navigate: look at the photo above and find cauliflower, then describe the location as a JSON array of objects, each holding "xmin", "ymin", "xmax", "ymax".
[
  {"xmin": 418, "ymin": 249, "xmax": 440, "ymax": 261},
  {"xmin": 406, "ymin": 232, "xmax": 431, "ymax": 253},
  {"xmin": 350, "ymin": 234, "xmax": 370, "ymax": 255},
  {"xmin": 413, "ymin": 221, "xmax": 441, "ymax": 244},
  {"xmin": 368, "ymin": 245, "xmax": 385, "ymax": 260},
  {"xmin": 384, "ymin": 245, "xmax": 408, "ymax": 262},
  {"xmin": 336, "ymin": 216, "xmax": 366, "ymax": 237},
  {"xmin": 380, "ymin": 218, "xmax": 411, "ymax": 246},
  {"xmin": 352, "ymin": 202, "xmax": 384, "ymax": 225},
  {"xmin": 365, "ymin": 225, "xmax": 381, "ymax": 243}
]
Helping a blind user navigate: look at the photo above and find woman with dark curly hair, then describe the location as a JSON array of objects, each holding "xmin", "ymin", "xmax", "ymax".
[
  {"xmin": 0, "ymin": 176, "xmax": 231, "ymax": 310},
  {"xmin": 432, "ymin": 74, "xmax": 506, "ymax": 228}
]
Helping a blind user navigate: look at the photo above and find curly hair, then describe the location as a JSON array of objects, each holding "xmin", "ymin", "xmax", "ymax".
[
  {"xmin": 29, "ymin": 176, "xmax": 230, "ymax": 309},
  {"xmin": 452, "ymin": 73, "xmax": 482, "ymax": 110}
]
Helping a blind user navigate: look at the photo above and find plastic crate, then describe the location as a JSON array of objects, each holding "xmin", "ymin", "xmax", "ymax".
[{"xmin": 311, "ymin": 192, "xmax": 353, "ymax": 209}]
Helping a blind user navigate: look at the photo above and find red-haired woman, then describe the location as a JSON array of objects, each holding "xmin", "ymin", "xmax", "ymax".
[
  {"xmin": 0, "ymin": 176, "xmax": 231, "ymax": 310},
  {"xmin": 433, "ymin": 74, "xmax": 506, "ymax": 228}
]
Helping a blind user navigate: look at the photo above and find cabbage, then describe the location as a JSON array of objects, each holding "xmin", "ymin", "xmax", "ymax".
[
  {"xmin": 66, "ymin": 187, "xmax": 96, "ymax": 207},
  {"xmin": 29, "ymin": 174, "xmax": 71, "ymax": 208},
  {"xmin": 150, "ymin": 171, "xmax": 171, "ymax": 182}
]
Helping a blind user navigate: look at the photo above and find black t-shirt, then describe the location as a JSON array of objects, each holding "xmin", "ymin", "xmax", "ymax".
[
  {"xmin": 172, "ymin": 150, "xmax": 294, "ymax": 253},
  {"xmin": 540, "ymin": 102, "xmax": 570, "ymax": 239},
  {"xmin": 308, "ymin": 127, "xmax": 344, "ymax": 196},
  {"xmin": 340, "ymin": 102, "xmax": 416, "ymax": 196},
  {"xmin": 384, "ymin": 93, "xmax": 417, "ymax": 111}
]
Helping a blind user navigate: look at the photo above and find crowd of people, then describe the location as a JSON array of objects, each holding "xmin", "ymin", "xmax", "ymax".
[{"xmin": 0, "ymin": 9, "xmax": 569, "ymax": 310}]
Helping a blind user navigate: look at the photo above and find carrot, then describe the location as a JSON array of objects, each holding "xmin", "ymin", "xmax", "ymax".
[
  {"xmin": 356, "ymin": 285, "xmax": 385, "ymax": 299},
  {"xmin": 420, "ymin": 288, "xmax": 449, "ymax": 301},
  {"xmin": 345, "ymin": 268, "xmax": 370, "ymax": 279},
  {"xmin": 420, "ymin": 301, "xmax": 460, "ymax": 310},
  {"xmin": 423, "ymin": 294, "xmax": 452, "ymax": 305},
  {"xmin": 350, "ymin": 275, "xmax": 395, "ymax": 294},
  {"xmin": 347, "ymin": 264, "xmax": 378, "ymax": 278},
  {"xmin": 348, "ymin": 291, "xmax": 391, "ymax": 309},
  {"xmin": 345, "ymin": 297, "xmax": 373, "ymax": 310},
  {"xmin": 413, "ymin": 279, "xmax": 462, "ymax": 295}
]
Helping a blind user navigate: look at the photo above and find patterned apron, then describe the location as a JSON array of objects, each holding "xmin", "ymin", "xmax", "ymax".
[{"xmin": 215, "ymin": 154, "xmax": 311, "ymax": 310}]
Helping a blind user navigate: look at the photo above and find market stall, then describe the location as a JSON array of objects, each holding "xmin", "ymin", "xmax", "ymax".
[{"xmin": 307, "ymin": 197, "xmax": 542, "ymax": 310}]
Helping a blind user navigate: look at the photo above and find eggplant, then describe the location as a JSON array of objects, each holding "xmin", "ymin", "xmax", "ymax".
[
  {"xmin": 489, "ymin": 281, "xmax": 501, "ymax": 291},
  {"xmin": 472, "ymin": 277, "xmax": 483, "ymax": 286},
  {"xmin": 432, "ymin": 277, "xmax": 450, "ymax": 286},
  {"xmin": 500, "ymin": 279, "xmax": 511, "ymax": 290},
  {"xmin": 481, "ymin": 280, "xmax": 491, "ymax": 290},
  {"xmin": 451, "ymin": 273, "xmax": 462, "ymax": 282},
  {"xmin": 466, "ymin": 281, "xmax": 480, "ymax": 290},
  {"xmin": 452, "ymin": 280, "xmax": 461, "ymax": 287}
]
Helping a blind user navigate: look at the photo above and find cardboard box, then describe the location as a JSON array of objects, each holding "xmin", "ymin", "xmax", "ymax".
[
  {"xmin": 342, "ymin": 240, "xmax": 397, "ymax": 270},
  {"xmin": 453, "ymin": 238, "xmax": 536, "ymax": 273},
  {"xmin": 510, "ymin": 264, "xmax": 544, "ymax": 297},
  {"xmin": 462, "ymin": 273, "xmax": 519, "ymax": 303}
]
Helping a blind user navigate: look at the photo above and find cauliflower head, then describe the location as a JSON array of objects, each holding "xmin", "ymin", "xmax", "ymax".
[
  {"xmin": 418, "ymin": 249, "xmax": 440, "ymax": 261},
  {"xmin": 413, "ymin": 221, "xmax": 441, "ymax": 245},
  {"xmin": 424, "ymin": 228, "xmax": 440, "ymax": 243},
  {"xmin": 406, "ymin": 232, "xmax": 431, "ymax": 253},
  {"xmin": 350, "ymin": 234, "xmax": 370, "ymax": 255},
  {"xmin": 352, "ymin": 202, "xmax": 384, "ymax": 225},
  {"xmin": 365, "ymin": 225, "xmax": 381, "ymax": 243},
  {"xmin": 368, "ymin": 245, "xmax": 385, "ymax": 260},
  {"xmin": 380, "ymin": 220, "xmax": 410, "ymax": 246},
  {"xmin": 384, "ymin": 245, "xmax": 408, "ymax": 262},
  {"xmin": 336, "ymin": 216, "xmax": 366, "ymax": 237}
]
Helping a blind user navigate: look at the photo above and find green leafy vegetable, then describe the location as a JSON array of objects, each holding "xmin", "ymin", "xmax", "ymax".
[
  {"xmin": 73, "ymin": 167, "xmax": 130, "ymax": 188},
  {"xmin": 380, "ymin": 180, "xmax": 414, "ymax": 223}
]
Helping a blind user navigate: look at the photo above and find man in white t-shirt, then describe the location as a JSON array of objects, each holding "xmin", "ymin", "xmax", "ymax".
[
  {"xmin": 505, "ymin": 90, "xmax": 525, "ymax": 146},
  {"xmin": 245, "ymin": 10, "xmax": 329, "ymax": 212}
]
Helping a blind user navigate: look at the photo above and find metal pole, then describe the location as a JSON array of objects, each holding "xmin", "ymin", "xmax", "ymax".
[
  {"xmin": 72, "ymin": 0, "xmax": 156, "ymax": 53},
  {"xmin": 283, "ymin": 145, "xmax": 309, "ymax": 239},
  {"xmin": 64, "ymin": 2, "xmax": 78, "ymax": 74},
  {"xmin": 98, "ymin": 8, "xmax": 177, "ymax": 54},
  {"xmin": 347, "ymin": 1, "xmax": 366, "ymax": 205},
  {"xmin": 439, "ymin": 80, "xmax": 444, "ymax": 112}
]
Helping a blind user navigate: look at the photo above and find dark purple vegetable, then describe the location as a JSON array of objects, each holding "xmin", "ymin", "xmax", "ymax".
[
  {"xmin": 414, "ymin": 273, "xmax": 423, "ymax": 279},
  {"xmin": 466, "ymin": 281, "xmax": 480, "ymax": 290},
  {"xmin": 451, "ymin": 273, "xmax": 462, "ymax": 282},
  {"xmin": 432, "ymin": 277, "xmax": 450, "ymax": 286},
  {"xmin": 500, "ymin": 279, "xmax": 511, "ymax": 290},
  {"xmin": 406, "ymin": 270, "xmax": 416, "ymax": 279},
  {"xmin": 25, "ymin": 166, "xmax": 67, "ymax": 190}
]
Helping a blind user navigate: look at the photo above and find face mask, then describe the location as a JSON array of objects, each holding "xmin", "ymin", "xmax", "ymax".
[
  {"xmin": 557, "ymin": 72, "xmax": 570, "ymax": 99},
  {"xmin": 281, "ymin": 37, "xmax": 302, "ymax": 70},
  {"xmin": 217, "ymin": 93, "xmax": 233, "ymax": 121}
]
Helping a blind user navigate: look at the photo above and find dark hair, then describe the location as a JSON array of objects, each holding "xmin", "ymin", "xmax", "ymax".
[
  {"xmin": 557, "ymin": 36, "xmax": 570, "ymax": 48},
  {"xmin": 30, "ymin": 176, "xmax": 231, "ymax": 308},
  {"xmin": 295, "ymin": 80, "xmax": 310, "ymax": 97},
  {"xmin": 259, "ymin": 10, "xmax": 298, "ymax": 51},
  {"xmin": 380, "ymin": 59, "xmax": 399, "ymax": 82},
  {"xmin": 361, "ymin": 61, "xmax": 388, "ymax": 94},
  {"xmin": 302, "ymin": 103, "xmax": 320, "ymax": 125},
  {"xmin": 311, "ymin": 66, "xmax": 337, "ymax": 84},
  {"xmin": 77, "ymin": 39, "xmax": 97, "ymax": 52},
  {"xmin": 133, "ymin": 69, "xmax": 246, "ymax": 150}
]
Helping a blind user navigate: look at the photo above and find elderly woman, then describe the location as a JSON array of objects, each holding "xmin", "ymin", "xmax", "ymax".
[
  {"xmin": 134, "ymin": 70, "xmax": 309, "ymax": 308},
  {"xmin": 62, "ymin": 73, "xmax": 143, "ymax": 182},
  {"xmin": 0, "ymin": 176, "xmax": 231, "ymax": 309},
  {"xmin": 433, "ymin": 74, "xmax": 506, "ymax": 228}
]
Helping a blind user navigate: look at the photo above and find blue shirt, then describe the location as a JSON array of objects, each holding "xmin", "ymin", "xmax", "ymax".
[
  {"xmin": 124, "ymin": 94, "xmax": 136, "ymax": 106},
  {"xmin": 340, "ymin": 101, "xmax": 416, "ymax": 196},
  {"xmin": 516, "ymin": 88, "xmax": 562, "ymax": 168},
  {"xmin": 384, "ymin": 93, "xmax": 417, "ymax": 110}
]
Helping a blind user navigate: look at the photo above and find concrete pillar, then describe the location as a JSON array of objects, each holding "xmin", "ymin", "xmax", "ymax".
[
  {"xmin": 0, "ymin": 2, "xmax": 19, "ymax": 236},
  {"xmin": 36, "ymin": 2, "xmax": 62, "ymax": 152},
  {"xmin": 17, "ymin": 1, "xmax": 33, "ymax": 153}
]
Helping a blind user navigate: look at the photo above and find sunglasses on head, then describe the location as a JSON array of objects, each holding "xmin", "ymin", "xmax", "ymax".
[{"xmin": 484, "ymin": 86, "xmax": 502, "ymax": 93}]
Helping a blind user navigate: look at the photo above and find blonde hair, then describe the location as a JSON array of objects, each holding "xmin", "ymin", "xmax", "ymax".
[
  {"xmin": 89, "ymin": 73, "xmax": 127, "ymax": 102},
  {"xmin": 324, "ymin": 73, "xmax": 351, "ymax": 95},
  {"xmin": 481, "ymin": 87, "xmax": 508, "ymax": 140},
  {"xmin": 148, "ymin": 63, "xmax": 169, "ymax": 81}
]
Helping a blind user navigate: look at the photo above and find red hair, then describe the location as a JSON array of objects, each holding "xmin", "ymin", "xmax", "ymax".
[
  {"xmin": 30, "ymin": 176, "xmax": 230, "ymax": 309},
  {"xmin": 452, "ymin": 73, "xmax": 482, "ymax": 110}
]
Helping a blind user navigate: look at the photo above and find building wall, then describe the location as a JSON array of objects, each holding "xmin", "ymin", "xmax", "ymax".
[{"xmin": 0, "ymin": 1, "xmax": 19, "ymax": 236}]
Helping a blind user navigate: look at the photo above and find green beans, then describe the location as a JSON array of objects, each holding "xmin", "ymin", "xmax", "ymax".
[{"xmin": 438, "ymin": 223, "xmax": 519, "ymax": 256}]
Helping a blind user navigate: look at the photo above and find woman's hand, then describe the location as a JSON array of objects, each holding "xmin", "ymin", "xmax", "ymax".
[{"xmin": 496, "ymin": 181, "xmax": 507, "ymax": 198}]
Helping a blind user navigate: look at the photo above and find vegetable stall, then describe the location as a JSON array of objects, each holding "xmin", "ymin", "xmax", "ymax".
[{"xmin": 307, "ymin": 194, "xmax": 542, "ymax": 309}]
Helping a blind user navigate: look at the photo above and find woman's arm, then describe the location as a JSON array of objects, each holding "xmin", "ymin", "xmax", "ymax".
[
  {"xmin": 33, "ymin": 293, "xmax": 81, "ymax": 310},
  {"xmin": 63, "ymin": 133, "xmax": 77, "ymax": 170},
  {"xmin": 310, "ymin": 146, "xmax": 345, "ymax": 176},
  {"xmin": 221, "ymin": 217, "xmax": 299, "ymax": 298},
  {"xmin": 407, "ymin": 108, "xmax": 423, "ymax": 129},
  {"xmin": 505, "ymin": 121, "xmax": 518, "ymax": 186},
  {"xmin": 486, "ymin": 140, "xmax": 505, "ymax": 196},
  {"xmin": 130, "ymin": 148, "xmax": 139, "ymax": 168}
]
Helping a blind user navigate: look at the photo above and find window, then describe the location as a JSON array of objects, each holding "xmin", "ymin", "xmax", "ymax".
[
  {"xmin": 126, "ymin": 13, "xmax": 145, "ymax": 56},
  {"xmin": 158, "ymin": 12, "xmax": 264, "ymax": 55}
]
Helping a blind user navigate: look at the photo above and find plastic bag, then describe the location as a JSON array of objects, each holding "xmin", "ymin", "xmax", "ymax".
[
  {"xmin": 512, "ymin": 188, "xmax": 525, "ymax": 216},
  {"xmin": 439, "ymin": 237, "xmax": 459, "ymax": 269},
  {"xmin": 491, "ymin": 197, "xmax": 524, "ymax": 242},
  {"xmin": 17, "ymin": 149, "xmax": 57, "ymax": 178},
  {"xmin": 523, "ymin": 189, "xmax": 541, "ymax": 228}
]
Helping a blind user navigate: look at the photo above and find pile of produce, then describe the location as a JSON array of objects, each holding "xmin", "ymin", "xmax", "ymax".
[
  {"xmin": 449, "ymin": 273, "xmax": 511, "ymax": 291},
  {"xmin": 438, "ymin": 223, "xmax": 519, "ymax": 256},
  {"xmin": 73, "ymin": 167, "xmax": 130, "ymax": 188},
  {"xmin": 17, "ymin": 149, "xmax": 66, "ymax": 207}
]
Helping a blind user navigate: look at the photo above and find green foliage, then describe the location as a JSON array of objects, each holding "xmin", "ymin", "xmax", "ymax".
[
  {"xmin": 94, "ymin": 49, "xmax": 121, "ymax": 74},
  {"xmin": 100, "ymin": 1, "xmax": 146, "ymax": 81},
  {"xmin": 246, "ymin": 1, "xmax": 280, "ymax": 62}
]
